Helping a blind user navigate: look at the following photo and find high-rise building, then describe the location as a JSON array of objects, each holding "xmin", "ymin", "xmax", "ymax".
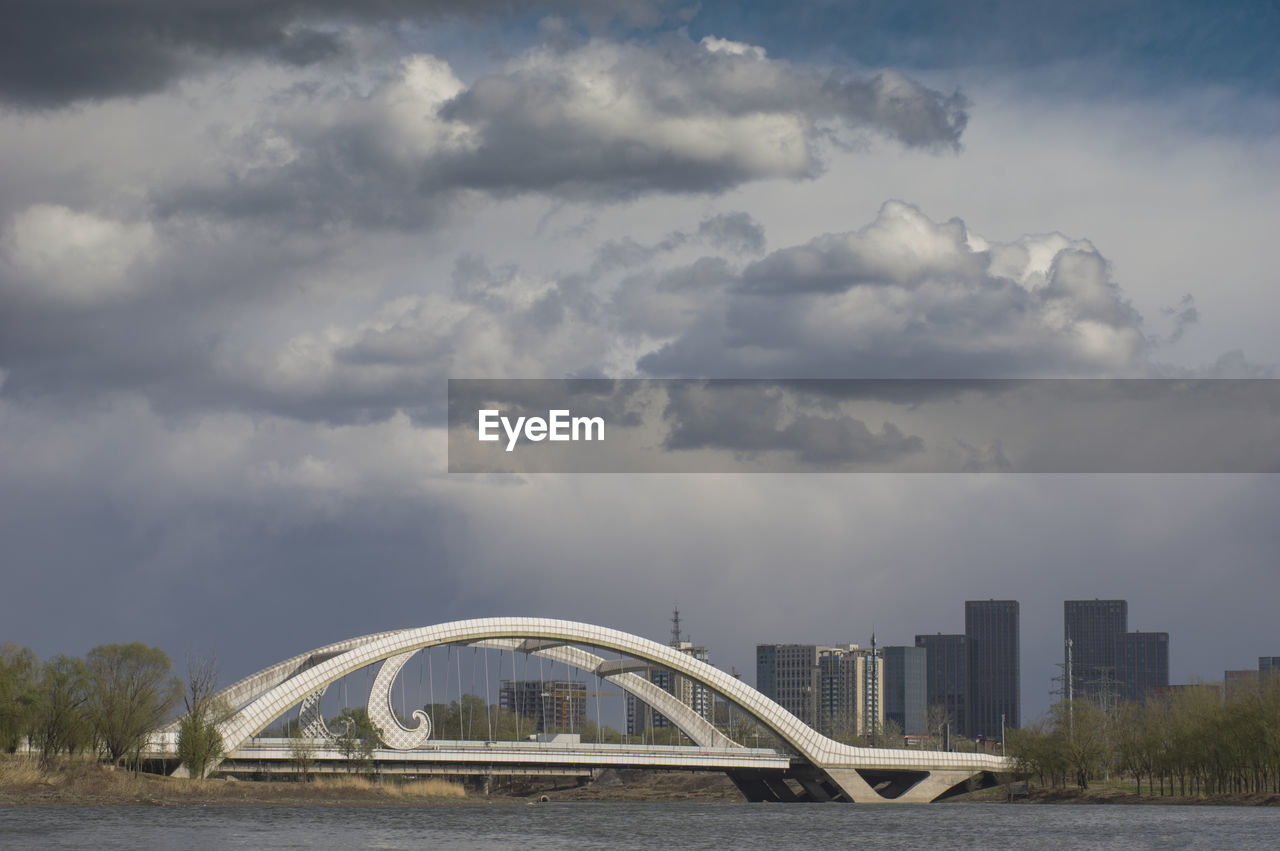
[
  {"xmin": 499, "ymin": 680, "xmax": 586, "ymax": 733},
  {"xmin": 758, "ymin": 642, "xmax": 883, "ymax": 739},
  {"xmin": 626, "ymin": 641, "xmax": 716, "ymax": 734},
  {"xmin": 816, "ymin": 646, "xmax": 857, "ymax": 738},
  {"xmin": 756, "ymin": 644, "xmax": 819, "ymax": 727},
  {"xmin": 965, "ymin": 600, "xmax": 1019, "ymax": 740},
  {"xmin": 915, "ymin": 633, "xmax": 965, "ymax": 739},
  {"xmin": 818, "ymin": 645, "xmax": 882, "ymax": 740},
  {"xmin": 882, "ymin": 645, "xmax": 927, "ymax": 736},
  {"xmin": 1064, "ymin": 600, "xmax": 1128, "ymax": 707},
  {"xmin": 1260, "ymin": 657, "xmax": 1280, "ymax": 679},
  {"xmin": 1116, "ymin": 631, "xmax": 1169, "ymax": 702},
  {"xmin": 626, "ymin": 609, "xmax": 715, "ymax": 735}
]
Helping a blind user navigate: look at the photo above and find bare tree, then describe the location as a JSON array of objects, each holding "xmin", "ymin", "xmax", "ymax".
[
  {"xmin": 926, "ymin": 704, "xmax": 955, "ymax": 749},
  {"xmin": 288, "ymin": 727, "xmax": 317, "ymax": 782}
]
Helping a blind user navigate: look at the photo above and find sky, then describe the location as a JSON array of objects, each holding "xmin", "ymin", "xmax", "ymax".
[{"xmin": 2, "ymin": 0, "xmax": 1278, "ymax": 725}]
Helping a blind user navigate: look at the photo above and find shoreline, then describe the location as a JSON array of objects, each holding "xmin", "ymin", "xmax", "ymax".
[{"xmin": 4, "ymin": 761, "xmax": 1278, "ymax": 808}]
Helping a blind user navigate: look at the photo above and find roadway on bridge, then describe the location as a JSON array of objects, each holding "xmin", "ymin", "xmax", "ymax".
[{"xmin": 215, "ymin": 738, "xmax": 793, "ymax": 778}]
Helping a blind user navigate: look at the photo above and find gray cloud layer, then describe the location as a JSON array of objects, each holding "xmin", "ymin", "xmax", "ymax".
[
  {"xmin": 158, "ymin": 37, "xmax": 967, "ymax": 229},
  {"xmin": 640, "ymin": 201, "xmax": 1150, "ymax": 378},
  {"xmin": 0, "ymin": 195, "xmax": 1192, "ymax": 429},
  {"xmin": 0, "ymin": 0, "xmax": 675, "ymax": 107}
]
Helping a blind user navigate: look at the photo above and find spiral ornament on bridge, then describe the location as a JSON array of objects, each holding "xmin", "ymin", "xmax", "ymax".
[{"xmin": 367, "ymin": 650, "xmax": 431, "ymax": 749}]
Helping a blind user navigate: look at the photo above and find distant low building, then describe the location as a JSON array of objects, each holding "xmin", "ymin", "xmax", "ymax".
[{"xmin": 1224, "ymin": 669, "xmax": 1261, "ymax": 697}]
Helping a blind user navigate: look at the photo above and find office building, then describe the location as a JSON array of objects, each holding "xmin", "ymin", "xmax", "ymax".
[
  {"xmin": 626, "ymin": 610, "xmax": 715, "ymax": 735},
  {"xmin": 1224, "ymin": 669, "xmax": 1261, "ymax": 697},
  {"xmin": 882, "ymin": 645, "xmax": 927, "ymax": 736},
  {"xmin": 758, "ymin": 642, "xmax": 883, "ymax": 740},
  {"xmin": 626, "ymin": 640, "xmax": 715, "ymax": 734},
  {"xmin": 1064, "ymin": 599, "xmax": 1128, "ymax": 707},
  {"xmin": 966, "ymin": 600, "xmax": 1019, "ymax": 739},
  {"xmin": 818, "ymin": 645, "xmax": 882, "ymax": 740},
  {"xmin": 915, "ymin": 633, "xmax": 966, "ymax": 738},
  {"xmin": 1116, "ymin": 631, "xmax": 1169, "ymax": 702},
  {"xmin": 757, "ymin": 644, "xmax": 819, "ymax": 727}
]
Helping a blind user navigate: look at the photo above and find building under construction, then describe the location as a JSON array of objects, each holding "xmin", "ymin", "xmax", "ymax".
[{"xmin": 498, "ymin": 679, "xmax": 587, "ymax": 733}]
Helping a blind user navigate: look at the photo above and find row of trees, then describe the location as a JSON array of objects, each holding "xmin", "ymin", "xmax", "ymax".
[
  {"xmin": 1009, "ymin": 679, "xmax": 1280, "ymax": 796},
  {"xmin": 419, "ymin": 696, "xmax": 630, "ymax": 744},
  {"xmin": 0, "ymin": 642, "xmax": 227, "ymax": 778}
]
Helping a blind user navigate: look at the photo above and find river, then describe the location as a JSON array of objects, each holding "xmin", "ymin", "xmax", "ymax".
[{"xmin": 3, "ymin": 801, "xmax": 1277, "ymax": 849}]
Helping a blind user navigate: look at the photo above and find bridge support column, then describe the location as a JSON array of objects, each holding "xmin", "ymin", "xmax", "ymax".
[
  {"xmin": 819, "ymin": 767, "xmax": 996, "ymax": 803},
  {"xmin": 726, "ymin": 770, "xmax": 779, "ymax": 802},
  {"xmin": 895, "ymin": 769, "xmax": 994, "ymax": 803},
  {"xmin": 792, "ymin": 773, "xmax": 838, "ymax": 802},
  {"xmin": 821, "ymin": 767, "xmax": 883, "ymax": 803}
]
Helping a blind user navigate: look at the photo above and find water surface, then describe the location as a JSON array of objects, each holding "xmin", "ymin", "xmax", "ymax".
[{"xmin": 3, "ymin": 801, "xmax": 1278, "ymax": 849}]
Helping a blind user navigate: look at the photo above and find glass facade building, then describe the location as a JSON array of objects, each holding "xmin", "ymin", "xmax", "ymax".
[
  {"xmin": 965, "ymin": 600, "xmax": 1019, "ymax": 740},
  {"xmin": 882, "ymin": 645, "xmax": 927, "ymax": 736},
  {"xmin": 915, "ymin": 633, "xmax": 966, "ymax": 739},
  {"xmin": 1064, "ymin": 599, "xmax": 1128, "ymax": 707},
  {"xmin": 1116, "ymin": 631, "xmax": 1169, "ymax": 702}
]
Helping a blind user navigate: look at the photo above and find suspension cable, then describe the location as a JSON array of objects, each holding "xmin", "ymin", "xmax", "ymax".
[
  {"xmin": 537, "ymin": 652, "xmax": 546, "ymax": 737},
  {"xmin": 455, "ymin": 646, "xmax": 465, "ymax": 739},
  {"xmin": 595, "ymin": 665, "xmax": 602, "ymax": 743},
  {"xmin": 484, "ymin": 647, "xmax": 493, "ymax": 742},
  {"xmin": 427, "ymin": 650, "xmax": 436, "ymax": 739}
]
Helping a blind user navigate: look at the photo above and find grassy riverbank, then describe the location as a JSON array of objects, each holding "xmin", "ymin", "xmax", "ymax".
[
  {"xmin": 6, "ymin": 758, "xmax": 1278, "ymax": 807},
  {"xmin": 951, "ymin": 779, "xmax": 1280, "ymax": 806},
  {"xmin": 0, "ymin": 757, "xmax": 467, "ymax": 806}
]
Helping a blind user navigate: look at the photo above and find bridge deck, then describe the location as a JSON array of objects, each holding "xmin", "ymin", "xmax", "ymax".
[{"xmin": 214, "ymin": 738, "xmax": 793, "ymax": 777}]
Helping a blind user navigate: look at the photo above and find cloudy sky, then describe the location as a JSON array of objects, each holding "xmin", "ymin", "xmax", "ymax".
[{"xmin": 2, "ymin": 1, "xmax": 1278, "ymax": 722}]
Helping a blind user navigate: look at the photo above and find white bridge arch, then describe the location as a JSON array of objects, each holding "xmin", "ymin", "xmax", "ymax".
[{"xmin": 164, "ymin": 618, "xmax": 1010, "ymax": 802}]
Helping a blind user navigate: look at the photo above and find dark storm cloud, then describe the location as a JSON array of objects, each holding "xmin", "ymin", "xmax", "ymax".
[
  {"xmin": 0, "ymin": 395, "xmax": 475, "ymax": 683},
  {"xmin": 0, "ymin": 0, "xmax": 675, "ymax": 108}
]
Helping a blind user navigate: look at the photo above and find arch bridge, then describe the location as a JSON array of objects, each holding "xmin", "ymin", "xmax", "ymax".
[{"xmin": 156, "ymin": 618, "xmax": 1009, "ymax": 803}]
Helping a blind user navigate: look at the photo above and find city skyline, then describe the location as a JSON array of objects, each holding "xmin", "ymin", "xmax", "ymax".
[
  {"xmin": 667, "ymin": 597, "xmax": 1268, "ymax": 731},
  {"xmin": 3, "ymin": 0, "xmax": 1277, "ymax": 739}
]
